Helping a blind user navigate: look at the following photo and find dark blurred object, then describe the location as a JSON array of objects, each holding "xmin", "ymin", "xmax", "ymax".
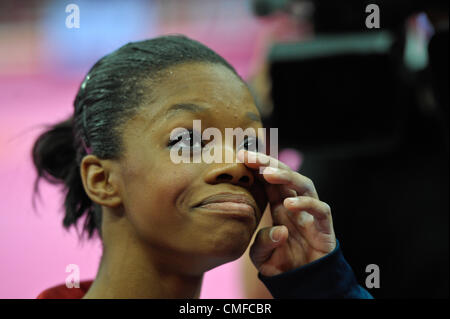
[
  {"xmin": 258, "ymin": 1, "xmax": 449, "ymax": 156},
  {"xmin": 428, "ymin": 29, "xmax": 449, "ymax": 152},
  {"xmin": 313, "ymin": 0, "xmax": 448, "ymax": 33},
  {"xmin": 252, "ymin": 0, "xmax": 290, "ymax": 16},
  {"xmin": 252, "ymin": 0, "xmax": 449, "ymax": 32},
  {"xmin": 268, "ymin": 31, "xmax": 406, "ymax": 156},
  {"xmin": 253, "ymin": 0, "xmax": 449, "ymax": 298}
]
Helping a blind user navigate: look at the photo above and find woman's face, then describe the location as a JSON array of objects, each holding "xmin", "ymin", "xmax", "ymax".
[{"xmin": 114, "ymin": 62, "xmax": 268, "ymax": 273}]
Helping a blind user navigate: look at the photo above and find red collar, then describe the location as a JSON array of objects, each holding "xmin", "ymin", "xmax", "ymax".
[{"xmin": 36, "ymin": 280, "xmax": 93, "ymax": 299}]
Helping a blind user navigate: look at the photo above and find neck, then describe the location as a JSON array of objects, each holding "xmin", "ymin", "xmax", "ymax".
[{"xmin": 83, "ymin": 231, "xmax": 204, "ymax": 299}]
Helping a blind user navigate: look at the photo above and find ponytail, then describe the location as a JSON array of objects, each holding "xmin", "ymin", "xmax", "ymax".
[{"xmin": 32, "ymin": 117, "xmax": 101, "ymax": 239}]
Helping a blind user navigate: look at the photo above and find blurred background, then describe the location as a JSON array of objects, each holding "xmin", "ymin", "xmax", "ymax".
[{"xmin": 0, "ymin": 0, "xmax": 448, "ymax": 298}]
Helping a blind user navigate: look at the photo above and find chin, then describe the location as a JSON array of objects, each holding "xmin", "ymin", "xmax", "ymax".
[{"xmin": 204, "ymin": 228, "xmax": 251, "ymax": 263}]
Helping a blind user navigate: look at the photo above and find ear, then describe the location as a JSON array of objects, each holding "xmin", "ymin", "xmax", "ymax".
[{"xmin": 80, "ymin": 155, "xmax": 122, "ymax": 208}]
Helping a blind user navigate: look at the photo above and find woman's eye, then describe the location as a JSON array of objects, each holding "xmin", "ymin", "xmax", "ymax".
[
  {"xmin": 168, "ymin": 129, "xmax": 204, "ymax": 150},
  {"xmin": 239, "ymin": 136, "xmax": 264, "ymax": 152}
]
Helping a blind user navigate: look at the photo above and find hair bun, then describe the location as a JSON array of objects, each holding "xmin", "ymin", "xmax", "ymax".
[{"xmin": 32, "ymin": 117, "xmax": 76, "ymax": 184}]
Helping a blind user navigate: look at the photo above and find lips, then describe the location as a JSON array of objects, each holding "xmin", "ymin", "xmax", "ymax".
[{"xmin": 194, "ymin": 193, "xmax": 257, "ymax": 219}]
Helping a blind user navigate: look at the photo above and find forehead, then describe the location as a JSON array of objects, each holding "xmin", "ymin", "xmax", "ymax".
[{"xmin": 140, "ymin": 62, "xmax": 259, "ymax": 123}]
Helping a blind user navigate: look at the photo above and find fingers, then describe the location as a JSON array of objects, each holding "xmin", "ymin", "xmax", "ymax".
[
  {"xmin": 249, "ymin": 226, "xmax": 288, "ymax": 270},
  {"xmin": 238, "ymin": 150, "xmax": 318, "ymax": 199},
  {"xmin": 237, "ymin": 149, "xmax": 290, "ymax": 171},
  {"xmin": 262, "ymin": 167, "xmax": 318, "ymax": 199},
  {"xmin": 283, "ymin": 196, "xmax": 334, "ymax": 234},
  {"xmin": 264, "ymin": 183, "xmax": 296, "ymax": 206}
]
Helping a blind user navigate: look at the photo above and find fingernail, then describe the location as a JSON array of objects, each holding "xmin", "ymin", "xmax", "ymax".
[
  {"xmin": 269, "ymin": 227, "xmax": 281, "ymax": 242},
  {"xmin": 237, "ymin": 150, "xmax": 245, "ymax": 162},
  {"xmin": 247, "ymin": 151, "xmax": 258, "ymax": 164},
  {"xmin": 285, "ymin": 198, "xmax": 296, "ymax": 205},
  {"xmin": 263, "ymin": 167, "xmax": 278, "ymax": 175}
]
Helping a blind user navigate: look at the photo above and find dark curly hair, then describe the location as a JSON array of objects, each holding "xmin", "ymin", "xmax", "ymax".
[{"xmin": 32, "ymin": 35, "xmax": 242, "ymax": 240}]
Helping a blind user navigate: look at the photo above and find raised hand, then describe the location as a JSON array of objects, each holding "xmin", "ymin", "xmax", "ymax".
[{"xmin": 238, "ymin": 150, "xmax": 337, "ymax": 277}]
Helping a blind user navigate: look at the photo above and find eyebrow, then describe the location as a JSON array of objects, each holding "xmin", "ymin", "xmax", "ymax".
[
  {"xmin": 165, "ymin": 103, "xmax": 261, "ymax": 122},
  {"xmin": 166, "ymin": 103, "xmax": 207, "ymax": 117}
]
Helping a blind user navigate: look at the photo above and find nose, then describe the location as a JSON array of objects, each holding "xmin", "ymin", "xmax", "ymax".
[{"xmin": 204, "ymin": 163, "xmax": 254, "ymax": 188}]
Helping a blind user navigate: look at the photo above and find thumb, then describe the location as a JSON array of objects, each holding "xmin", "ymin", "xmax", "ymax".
[{"xmin": 249, "ymin": 225, "xmax": 288, "ymax": 270}]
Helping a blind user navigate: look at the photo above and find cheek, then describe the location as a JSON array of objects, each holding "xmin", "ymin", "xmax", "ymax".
[
  {"xmin": 121, "ymin": 161, "xmax": 195, "ymax": 240},
  {"xmin": 146, "ymin": 166, "xmax": 194, "ymax": 214}
]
